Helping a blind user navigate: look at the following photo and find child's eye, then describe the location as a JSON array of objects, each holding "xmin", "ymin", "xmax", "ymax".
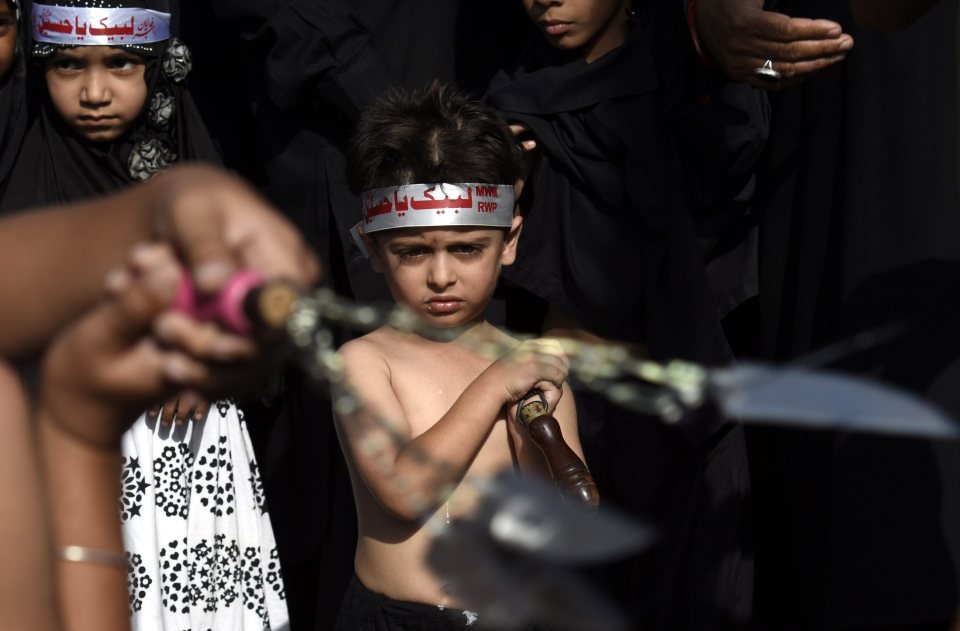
[
  {"xmin": 397, "ymin": 248, "xmax": 428, "ymax": 260},
  {"xmin": 53, "ymin": 58, "xmax": 83, "ymax": 72},
  {"xmin": 451, "ymin": 244, "xmax": 483, "ymax": 256},
  {"xmin": 108, "ymin": 57, "xmax": 140, "ymax": 71}
]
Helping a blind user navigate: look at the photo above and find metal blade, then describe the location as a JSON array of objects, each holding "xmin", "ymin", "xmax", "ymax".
[
  {"xmin": 427, "ymin": 473, "xmax": 651, "ymax": 631},
  {"xmin": 476, "ymin": 473, "xmax": 653, "ymax": 563},
  {"xmin": 709, "ymin": 363, "xmax": 960, "ymax": 439}
]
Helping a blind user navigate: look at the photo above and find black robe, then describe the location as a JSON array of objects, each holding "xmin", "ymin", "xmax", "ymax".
[
  {"xmin": 0, "ymin": 0, "xmax": 27, "ymax": 203},
  {"xmin": 751, "ymin": 2, "xmax": 960, "ymax": 629},
  {"xmin": 486, "ymin": 8, "xmax": 767, "ymax": 362},
  {"xmin": 486, "ymin": 7, "xmax": 767, "ymax": 629}
]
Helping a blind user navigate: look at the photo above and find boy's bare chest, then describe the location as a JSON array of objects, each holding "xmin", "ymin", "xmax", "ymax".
[{"xmin": 388, "ymin": 348, "xmax": 498, "ymax": 434}]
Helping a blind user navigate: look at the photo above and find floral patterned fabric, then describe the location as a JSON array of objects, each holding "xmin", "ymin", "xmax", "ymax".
[{"xmin": 121, "ymin": 401, "xmax": 288, "ymax": 630}]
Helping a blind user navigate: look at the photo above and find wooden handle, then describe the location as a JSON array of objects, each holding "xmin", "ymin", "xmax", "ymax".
[{"xmin": 519, "ymin": 392, "xmax": 600, "ymax": 508}]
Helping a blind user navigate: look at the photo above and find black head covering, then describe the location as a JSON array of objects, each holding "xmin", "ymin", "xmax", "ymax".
[
  {"xmin": 0, "ymin": 0, "xmax": 28, "ymax": 203},
  {"xmin": 0, "ymin": 0, "xmax": 219, "ymax": 211}
]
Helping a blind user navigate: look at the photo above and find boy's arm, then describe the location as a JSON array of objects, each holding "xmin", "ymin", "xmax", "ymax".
[
  {"xmin": 553, "ymin": 381, "xmax": 585, "ymax": 460},
  {"xmin": 335, "ymin": 338, "xmax": 568, "ymax": 521}
]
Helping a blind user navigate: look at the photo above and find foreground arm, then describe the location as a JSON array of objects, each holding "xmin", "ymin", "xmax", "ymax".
[
  {"xmin": 38, "ymin": 243, "xmax": 276, "ymax": 631},
  {"xmin": 0, "ymin": 164, "xmax": 319, "ymax": 362},
  {"xmin": 334, "ymin": 338, "xmax": 569, "ymax": 520},
  {"xmin": 0, "ymin": 364, "xmax": 60, "ymax": 631}
]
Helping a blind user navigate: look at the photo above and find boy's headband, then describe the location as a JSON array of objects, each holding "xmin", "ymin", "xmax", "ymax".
[
  {"xmin": 359, "ymin": 183, "xmax": 515, "ymax": 234},
  {"xmin": 32, "ymin": 3, "xmax": 171, "ymax": 46}
]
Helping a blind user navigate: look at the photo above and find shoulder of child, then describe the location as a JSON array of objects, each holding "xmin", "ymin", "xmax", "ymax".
[
  {"xmin": 337, "ymin": 327, "xmax": 396, "ymax": 363},
  {"xmin": 335, "ymin": 327, "xmax": 400, "ymax": 394}
]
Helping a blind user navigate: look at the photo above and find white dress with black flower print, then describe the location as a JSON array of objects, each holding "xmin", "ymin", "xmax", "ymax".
[{"xmin": 121, "ymin": 400, "xmax": 289, "ymax": 630}]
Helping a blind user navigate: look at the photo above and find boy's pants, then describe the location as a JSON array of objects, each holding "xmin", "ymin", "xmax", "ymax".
[{"xmin": 333, "ymin": 574, "xmax": 544, "ymax": 631}]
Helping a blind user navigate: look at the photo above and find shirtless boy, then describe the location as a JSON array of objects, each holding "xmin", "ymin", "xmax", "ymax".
[{"xmin": 332, "ymin": 83, "xmax": 585, "ymax": 629}]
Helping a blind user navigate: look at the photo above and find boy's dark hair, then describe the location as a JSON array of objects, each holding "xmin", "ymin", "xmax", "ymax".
[{"xmin": 346, "ymin": 81, "xmax": 525, "ymax": 193}]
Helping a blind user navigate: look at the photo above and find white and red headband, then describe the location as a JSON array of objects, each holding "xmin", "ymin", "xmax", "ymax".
[
  {"xmin": 360, "ymin": 183, "xmax": 514, "ymax": 233},
  {"xmin": 350, "ymin": 183, "xmax": 515, "ymax": 258},
  {"xmin": 33, "ymin": 3, "xmax": 171, "ymax": 46}
]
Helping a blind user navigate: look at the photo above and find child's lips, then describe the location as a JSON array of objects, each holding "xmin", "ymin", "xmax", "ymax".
[
  {"xmin": 540, "ymin": 20, "xmax": 572, "ymax": 36},
  {"xmin": 425, "ymin": 297, "xmax": 465, "ymax": 314},
  {"xmin": 78, "ymin": 115, "xmax": 117, "ymax": 127}
]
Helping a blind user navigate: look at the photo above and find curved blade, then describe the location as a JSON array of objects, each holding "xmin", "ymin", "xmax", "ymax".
[
  {"xmin": 710, "ymin": 363, "xmax": 960, "ymax": 439},
  {"xmin": 479, "ymin": 473, "xmax": 653, "ymax": 564}
]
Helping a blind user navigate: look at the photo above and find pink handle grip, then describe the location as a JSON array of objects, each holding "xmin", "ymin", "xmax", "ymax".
[{"xmin": 172, "ymin": 270, "xmax": 264, "ymax": 335}]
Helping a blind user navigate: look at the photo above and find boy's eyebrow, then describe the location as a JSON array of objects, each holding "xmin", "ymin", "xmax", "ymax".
[
  {"xmin": 388, "ymin": 235, "xmax": 494, "ymax": 249},
  {"xmin": 449, "ymin": 236, "xmax": 493, "ymax": 247}
]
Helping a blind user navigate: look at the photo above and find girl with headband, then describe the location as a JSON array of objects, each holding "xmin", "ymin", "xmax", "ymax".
[{"xmin": 0, "ymin": 2, "xmax": 289, "ymax": 629}]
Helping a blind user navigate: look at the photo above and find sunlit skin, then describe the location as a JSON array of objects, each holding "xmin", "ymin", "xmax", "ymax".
[
  {"xmin": 522, "ymin": 0, "xmax": 632, "ymax": 63},
  {"xmin": 0, "ymin": 1, "xmax": 17, "ymax": 81},
  {"xmin": 45, "ymin": 46, "xmax": 147, "ymax": 142},
  {"xmin": 363, "ymin": 217, "xmax": 523, "ymax": 330}
]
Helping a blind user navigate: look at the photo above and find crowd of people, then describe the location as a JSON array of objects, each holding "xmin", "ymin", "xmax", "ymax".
[{"xmin": 1, "ymin": 0, "xmax": 958, "ymax": 630}]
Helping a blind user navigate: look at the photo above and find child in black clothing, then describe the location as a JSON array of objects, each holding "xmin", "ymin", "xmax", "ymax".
[{"xmin": 487, "ymin": 1, "xmax": 767, "ymax": 628}]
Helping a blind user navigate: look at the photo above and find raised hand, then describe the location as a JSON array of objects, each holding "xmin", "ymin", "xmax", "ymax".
[{"xmin": 695, "ymin": 0, "xmax": 854, "ymax": 89}]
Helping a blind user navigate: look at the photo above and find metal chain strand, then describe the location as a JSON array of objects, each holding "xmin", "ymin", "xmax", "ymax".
[
  {"xmin": 288, "ymin": 288, "xmax": 707, "ymax": 414},
  {"xmin": 282, "ymin": 288, "xmax": 708, "ymax": 520}
]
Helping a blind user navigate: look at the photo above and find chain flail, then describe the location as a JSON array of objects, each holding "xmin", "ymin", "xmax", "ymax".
[
  {"xmin": 287, "ymin": 287, "xmax": 707, "ymax": 420},
  {"xmin": 278, "ymin": 287, "xmax": 715, "ymax": 523}
]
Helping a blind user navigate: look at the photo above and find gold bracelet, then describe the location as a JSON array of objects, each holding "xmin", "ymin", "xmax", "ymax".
[{"xmin": 58, "ymin": 545, "xmax": 127, "ymax": 569}]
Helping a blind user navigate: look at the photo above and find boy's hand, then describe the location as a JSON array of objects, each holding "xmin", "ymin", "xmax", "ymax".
[{"xmin": 492, "ymin": 338, "xmax": 570, "ymax": 414}]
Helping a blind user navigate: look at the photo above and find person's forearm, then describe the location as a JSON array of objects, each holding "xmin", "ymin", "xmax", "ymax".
[
  {"xmin": 0, "ymin": 183, "xmax": 156, "ymax": 361},
  {"xmin": 850, "ymin": 0, "xmax": 943, "ymax": 30},
  {"xmin": 38, "ymin": 413, "xmax": 130, "ymax": 631},
  {"xmin": 0, "ymin": 365, "xmax": 61, "ymax": 631}
]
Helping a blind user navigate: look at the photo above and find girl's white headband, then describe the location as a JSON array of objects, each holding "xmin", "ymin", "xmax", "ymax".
[{"xmin": 33, "ymin": 3, "xmax": 171, "ymax": 46}]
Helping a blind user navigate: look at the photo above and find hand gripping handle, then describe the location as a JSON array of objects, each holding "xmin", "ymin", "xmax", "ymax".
[{"xmin": 518, "ymin": 389, "xmax": 600, "ymax": 508}]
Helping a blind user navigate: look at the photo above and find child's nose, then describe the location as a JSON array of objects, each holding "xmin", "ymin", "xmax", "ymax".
[
  {"xmin": 80, "ymin": 70, "xmax": 111, "ymax": 107},
  {"xmin": 426, "ymin": 255, "xmax": 456, "ymax": 289}
]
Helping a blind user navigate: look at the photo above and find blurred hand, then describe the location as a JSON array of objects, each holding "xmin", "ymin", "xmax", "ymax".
[
  {"xmin": 41, "ymin": 243, "xmax": 270, "ymax": 448},
  {"xmin": 147, "ymin": 395, "xmax": 210, "ymax": 426},
  {"xmin": 696, "ymin": 0, "xmax": 854, "ymax": 89},
  {"xmin": 150, "ymin": 165, "xmax": 320, "ymax": 295}
]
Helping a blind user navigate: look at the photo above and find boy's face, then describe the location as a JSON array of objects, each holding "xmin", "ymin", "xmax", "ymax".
[
  {"xmin": 0, "ymin": 1, "xmax": 16, "ymax": 81},
  {"xmin": 522, "ymin": 0, "xmax": 631, "ymax": 62},
  {"xmin": 45, "ymin": 46, "xmax": 148, "ymax": 142},
  {"xmin": 366, "ymin": 218, "xmax": 523, "ymax": 328}
]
